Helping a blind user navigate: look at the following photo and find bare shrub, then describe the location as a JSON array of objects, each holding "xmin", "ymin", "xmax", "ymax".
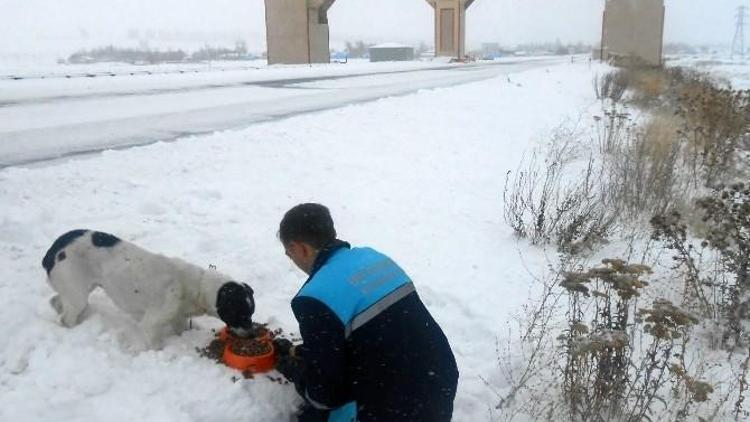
[
  {"xmin": 626, "ymin": 300, "xmax": 706, "ymax": 421},
  {"xmin": 497, "ymin": 65, "xmax": 750, "ymax": 420},
  {"xmin": 596, "ymin": 66, "xmax": 750, "ymax": 192},
  {"xmin": 651, "ymin": 184, "xmax": 750, "ymax": 348},
  {"xmin": 628, "ymin": 68, "xmax": 667, "ymax": 106},
  {"xmin": 735, "ymin": 346, "xmax": 750, "ymax": 421},
  {"xmin": 559, "ymin": 259, "xmax": 709, "ymax": 422},
  {"xmin": 644, "ymin": 113, "xmax": 681, "ymax": 161},
  {"xmin": 503, "ymin": 129, "xmax": 615, "ymax": 255},
  {"xmin": 595, "ymin": 70, "xmax": 631, "ymax": 103},
  {"xmin": 593, "ymin": 108, "xmax": 633, "ymax": 154},
  {"xmin": 650, "ymin": 211, "xmax": 715, "ymax": 319},
  {"xmin": 696, "ymin": 183, "xmax": 750, "ymax": 347},
  {"xmin": 493, "ymin": 260, "xmax": 570, "ymax": 420},
  {"xmin": 594, "ymin": 65, "xmax": 665, "ymax": 106},
  {"xmin": 503, "ymin": 148, "xmax": 564, "ymax": 244},
  {"xmin": 640, "ymin": 66, "xmax": 750, "ymax": 187},
  {"xmin": 602, "ymin": 114, "xmax": 685, "ymax": 223},
  {"xmin": 673, "ymin": 77, "xmax": 750, "ymax": 187},
  {"xmin": 559, "ymin": 259, "xmax": 649, "ymax": 420},
  {"xmin": 554, "ymin": 158, "xmax": 617, "ymax": 256},
  {"xmin": 513, "ymin": 66, "xmax": 748, "ymax": 246},
  {"xmin": 647, "ymin": 185, "xmax": 750, "ymax": 420}
]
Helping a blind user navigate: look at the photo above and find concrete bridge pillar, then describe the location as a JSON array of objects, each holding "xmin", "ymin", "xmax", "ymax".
[
  {"xmin": 600, "ymin": 0, "xmax": 665, "ymax": 66},
  {"xmin": 265, "ymin": 0, "xmax": 336, "ymax": 65},
  {"xmin": 424, "ymin": 0, "xmax": 476, "ymax": 59}
]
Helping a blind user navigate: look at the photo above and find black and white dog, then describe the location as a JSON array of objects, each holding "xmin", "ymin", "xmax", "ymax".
[{"xmin": 43, "ymin": 230, "xmax": 255, "ymax": 349}]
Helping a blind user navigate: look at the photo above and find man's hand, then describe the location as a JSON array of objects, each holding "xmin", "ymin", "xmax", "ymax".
[
  {"xmin": 273, "ymin": 338, "xmax": 294, "ymax": 357},
  {"xmin": 275, "ymin": 352, "xmax": 301, "ymax": 382},
  {"xmin": 274, "ymin": 339, "xmax": 300, "ymax": 382}
]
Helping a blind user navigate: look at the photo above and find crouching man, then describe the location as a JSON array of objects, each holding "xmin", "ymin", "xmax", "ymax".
[{"xmin": 274, "ymin": 203, "xmax": 459, "ymax": 422}]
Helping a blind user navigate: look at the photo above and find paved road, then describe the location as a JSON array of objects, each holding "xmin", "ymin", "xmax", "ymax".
[{"xmin": 0, "ymin": 58, "xmax": 560, "ymax": 168}]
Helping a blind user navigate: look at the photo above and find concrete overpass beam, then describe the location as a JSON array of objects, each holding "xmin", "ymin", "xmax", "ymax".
[
  {"xmin": 424, "ymin": 0, "xmax": 476, "ymax": 59},
  {"xmin": 601, "ymin": 0, "xmax": 665, "ymax": 66},
  {"xmin": 265, "ymin": 0, "xmax": 335, "ymax": 65}
]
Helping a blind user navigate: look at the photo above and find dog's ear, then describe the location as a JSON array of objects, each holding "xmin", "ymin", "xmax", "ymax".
[{"xmin": 241, "ymin": 282, "xmax": 254, "ymax": 297}]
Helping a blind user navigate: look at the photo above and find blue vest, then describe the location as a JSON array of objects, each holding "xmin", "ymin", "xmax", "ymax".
[{"xmin": 296, "ymin": 247, "xmax": 415, "ymax": 422}]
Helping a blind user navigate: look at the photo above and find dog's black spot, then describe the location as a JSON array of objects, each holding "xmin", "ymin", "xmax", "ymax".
[
  {"xmin": 91, "ymin": 231, "xmax": 121, "ymax": 248},
  {"xmin": 134, "ymin": 289, "xmax": 139, "ymax": 294},
  {"xmin": 42, "ymin": 230, "xmax": 87, "ymax": 274},
  {"xmin": 57, "ymin": 251, "xmax": 66, "ymax": 261}
]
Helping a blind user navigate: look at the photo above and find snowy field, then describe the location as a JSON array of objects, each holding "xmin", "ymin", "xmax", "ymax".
[
  {"xmin": 0, "ymin": 60, "xmax": 600, "ymax": 421},
  {"xmin": 667, "ymin": 54, "xmax": 750, "ymax": 89}
]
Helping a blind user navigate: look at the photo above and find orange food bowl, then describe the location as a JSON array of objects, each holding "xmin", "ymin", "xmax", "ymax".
[{"xmin": 222, "ymin": 340, "xmax": 277, "ymax": 373}]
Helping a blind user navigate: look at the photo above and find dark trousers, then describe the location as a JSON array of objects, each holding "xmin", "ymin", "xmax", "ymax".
[
  {"xmin": 356, "ymin": 400, "xmax": 455, "ymax": 422},
  {"xmin": 297, "ymin": 392, "xmax": 455, "ymax": 422},
  {"xmin": 297, "ymin": 404, "xmax": 329, "ymax": 422}
]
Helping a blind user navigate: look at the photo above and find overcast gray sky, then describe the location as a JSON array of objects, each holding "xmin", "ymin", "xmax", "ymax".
[{"xmin": 0, "ymin": 0, "xmax": 741, "ymax": 57}]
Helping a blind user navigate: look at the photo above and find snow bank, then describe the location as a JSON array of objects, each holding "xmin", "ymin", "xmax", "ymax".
[{"xmin": 0, "ymin": 61, "xmax": 601, "ymax": 421}]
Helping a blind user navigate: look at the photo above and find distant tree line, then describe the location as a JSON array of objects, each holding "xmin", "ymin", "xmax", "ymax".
[
  {"xmin": 512, "ymin": 41, "xmax": 593, "ymax": 55},
  {"xmin": 663, "ymin": 43, "xmax": 715, "ymax": 55},
  {"xmin": 68, "ymin": 46, "xmax": 186, "ymax": 64},
  {"xmin": 67, "ymin": 41, "xmax": 254, "ymax": 65}
]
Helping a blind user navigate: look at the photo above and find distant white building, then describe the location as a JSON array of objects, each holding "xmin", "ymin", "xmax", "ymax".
[{"xmin": 369, "ymin": 44, "xmax": 415, "ymax": 62}]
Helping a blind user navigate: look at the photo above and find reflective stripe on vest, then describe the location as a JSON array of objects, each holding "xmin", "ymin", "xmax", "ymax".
[{"xmin": 296, "ymin": 247, "xmax": 413, "ymax": 338}]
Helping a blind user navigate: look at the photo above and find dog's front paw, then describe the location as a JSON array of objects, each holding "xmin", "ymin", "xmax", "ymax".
[
  {"xmin": 60, "ymin": 312, "xmax": 79, "ymax": 327},
  {"xmin": 144, "ymin": 334, "xmax": 165, "ymax": 350},
  {"xmin": 49, "ymin": 295, "xmax": 63, "ymax": 315}
]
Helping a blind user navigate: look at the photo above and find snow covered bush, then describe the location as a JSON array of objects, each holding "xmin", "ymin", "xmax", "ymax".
[
  {"xmin": 593, "ymin": 108, "xmax": 632, "ymax": 155},
  {"xmin": 600, "ymin": 114, "xmax": 686, "ymax": 224},
  {"xmin": 558, "ymin": 259, "xmax": 710, "ymax": 422},
  {"xmin": 671, "ymin": 73, "xmax": 750, "ymax": 188},
  {"xmin": 608, "ymin": 65, "xmax": 750, "ymax": 190},
  {"xmin": 503, "ymin": 128, "xmax": 614, "ymax": 255},
  {"xmin": 559, "ymin": 259, "xmax": 651, "ymax": 421},
  {"xmin": 591, "ymin": 65, "xmax": 750, "ymax": 227},
  {"xmin": 696, "ymin": 183, "xmax": 750, "ymax": 346},
  {"xmin": 650, "ymin": 184, "xmax": 750, "ymax": 350},
  {"xmin": 650, "ymin": 211, "xmax": 716, "ymax": 320},
  {"xmin": 644, "ymin": 184, "xmax": 750, "ymax": 421},
  {"xmin": 594, "ymin": 70, "xmax": 630, "ymax": 104},
  {"xmin": 494, "ymin": 259, "xmax": 714, "ymax": 422},
  {"xmin": 496, "ymin": 64, "xmax": 750, "ymax": 422}
]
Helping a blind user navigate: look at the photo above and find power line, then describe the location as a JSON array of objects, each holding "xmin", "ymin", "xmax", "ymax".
[{"xmin": 732, "ymin": 5, "xmax": 747, "ymax": 59}]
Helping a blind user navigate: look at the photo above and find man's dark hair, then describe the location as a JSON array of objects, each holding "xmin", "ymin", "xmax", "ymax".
[{"xmin": 279, "ymin": 203, "xmax": 336, "ymax": 249}]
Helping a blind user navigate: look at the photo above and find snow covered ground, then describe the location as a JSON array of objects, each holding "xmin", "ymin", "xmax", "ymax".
[
  {"xmin": 667, "ymin": 54, "xmax": 750, "ymax": 89},
  {"xmin": 0, "ymin": 57, "xmax": 561, "ymax": 167},
  {"xmin": 0, "ymin": 60, "xmax": 600, "ymax": 421}
]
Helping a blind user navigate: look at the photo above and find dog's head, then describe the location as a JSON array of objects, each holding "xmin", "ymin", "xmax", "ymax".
[{"xmin": 216, "ymin": 282, "xmax": 255, "ymax": 336}]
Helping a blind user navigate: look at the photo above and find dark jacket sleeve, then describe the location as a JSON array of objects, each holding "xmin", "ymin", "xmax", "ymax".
[{"xmin": 291, "ymin": 296, "xmax": 350, "ymax": 410}]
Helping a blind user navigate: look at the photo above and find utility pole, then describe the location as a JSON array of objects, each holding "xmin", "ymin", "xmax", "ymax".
[{"xmin": 732, "ymin": 5, "xmax": 747, "ymax": 59}]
